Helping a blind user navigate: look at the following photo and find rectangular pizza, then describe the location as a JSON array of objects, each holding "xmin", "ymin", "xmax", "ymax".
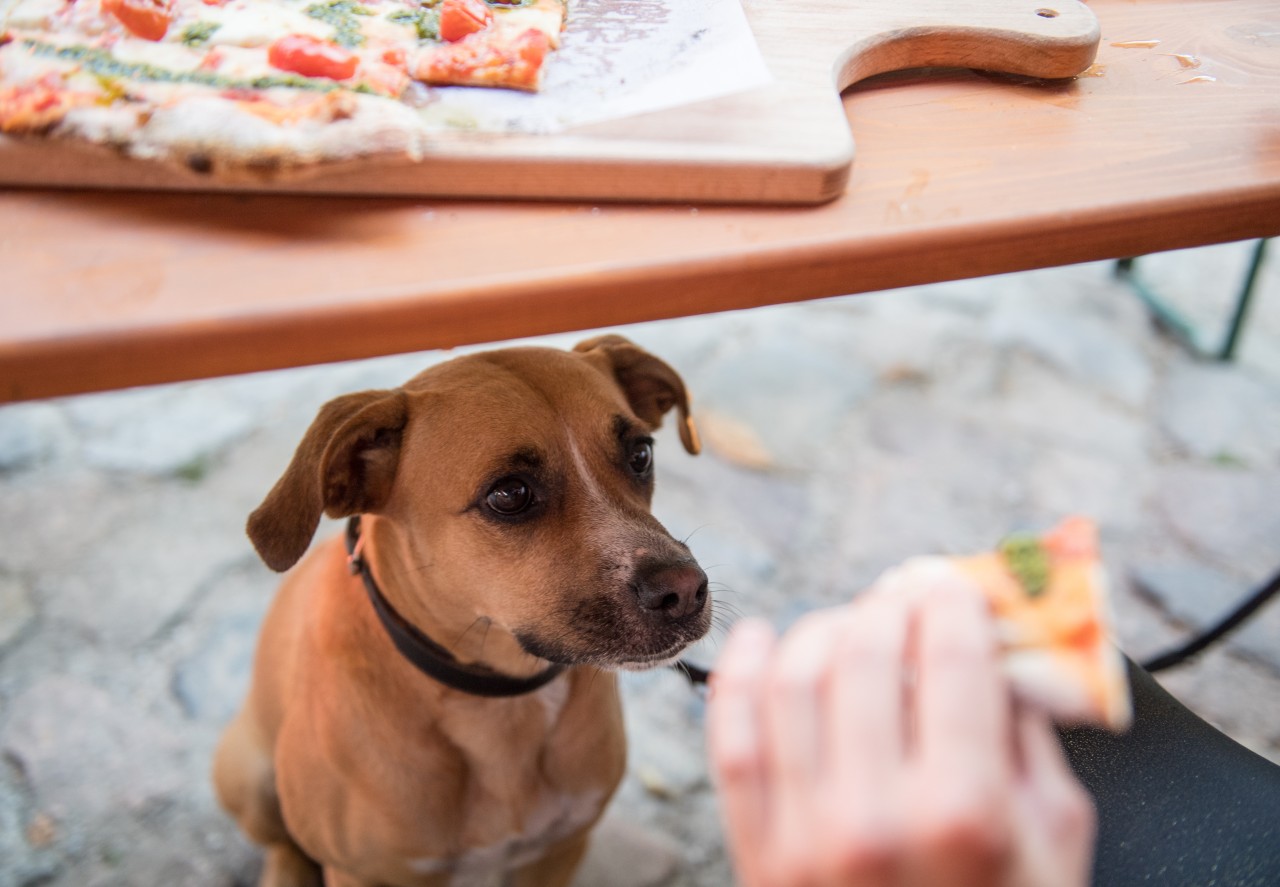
[{"xmin": 0, "ymin": 0, "xmax": 568, "ymax": 168}]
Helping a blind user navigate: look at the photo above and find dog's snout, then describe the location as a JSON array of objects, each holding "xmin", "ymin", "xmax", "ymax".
[{"xmin": 634, "ymin": 563, "xmax": 708, "ymax": 621}]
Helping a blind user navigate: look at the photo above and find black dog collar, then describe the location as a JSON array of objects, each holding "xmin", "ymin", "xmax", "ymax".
[{"xmin": 344, "ymin": 516, "xmax": 566, "ymax": 698}]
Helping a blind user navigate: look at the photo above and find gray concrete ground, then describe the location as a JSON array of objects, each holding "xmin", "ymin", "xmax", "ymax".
[{"xmin": 1, "ymin": 242, "xmax": 1278, "ymax": 887}]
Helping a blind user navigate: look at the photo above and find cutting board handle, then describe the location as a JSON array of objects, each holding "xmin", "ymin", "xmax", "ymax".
[{"xmin": 749, "ymin": 0, "xmax": 1101, "ymax": 91}]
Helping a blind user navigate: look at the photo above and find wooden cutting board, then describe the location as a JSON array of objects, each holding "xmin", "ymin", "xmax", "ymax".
[{"xmin": 0, "ymin": 0, "xmax": 1099, "ymax": 204}]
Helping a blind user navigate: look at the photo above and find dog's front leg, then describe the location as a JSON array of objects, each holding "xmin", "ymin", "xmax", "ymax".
[{"xmin": 261, "ymin": 845, "xmax": 323, "ymax": 887}]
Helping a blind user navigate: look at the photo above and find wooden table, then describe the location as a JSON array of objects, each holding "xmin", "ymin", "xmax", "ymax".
[{"xmin": 3, "ymin": 0, "xmax": 1278, "ymax": 403}]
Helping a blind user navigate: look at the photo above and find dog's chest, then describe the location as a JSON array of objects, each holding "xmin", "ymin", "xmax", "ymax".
[
  {"xmin": 396, "ymin": 679, "xmax": 613, "ymax": 885},
  {"xmin": 406, "ymin": 786, "xmax": 606, "ymax": 886}
]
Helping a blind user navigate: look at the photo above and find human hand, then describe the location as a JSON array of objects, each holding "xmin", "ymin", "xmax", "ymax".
[{"xmin": 706, "ymin": 561, "xmax": 1095, "ymax": 887}]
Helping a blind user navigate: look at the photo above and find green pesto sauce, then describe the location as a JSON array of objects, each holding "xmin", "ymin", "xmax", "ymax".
[
  {"xmin": 386, "ymin": 6, "xmax": 439, "ymax": 41},
  {"xmin": 305, "ymin": 0, "xmax": 373, "ymax": 48},
  {"xmin": 999, "ymin": 533, "xmax": 1050, "ymax": 599},
  {"xmin": 179, "ymin": 21, "xmax": 220, "ymax": 47},
  {"xmin": 382, "ymin": 0, "xmax": 535, "ymax": 43},
  {"xmin": 23, "ymin": 39, "xmax": 377, "ymax": 94}
]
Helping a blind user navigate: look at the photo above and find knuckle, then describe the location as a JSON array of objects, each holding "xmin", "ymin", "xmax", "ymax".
[
  {"xmin": 711, "ymin": 738, "xmax": 763, "ymax": 785},
  {"xmin": 923, "ymin": 632, "xmax": 986, "ymax": 668},
  {"xmin": 765, "ymin": 657, "xmax": 821, "ymax": 701},
  {"xmin": 912, "ymin": 803, "xmax": 1012, "ymax": 870},
  {"xmin": 823, "ymin": 823, "xmax": 900, "ymax": 881},
  {"xmin": 711, "ymin": 668, "xmax": 757, "ymax": 699},
  {"xmin": 764, "ymin": 847, "xmax": 823, "ymax": 887},
  {"xmin": 835, "ymin": 631, "xmax": 897, "ymax": 670},
  {"xmin": 1055, "ymin": 783, "xmax": 1097, "ymax": 841}
]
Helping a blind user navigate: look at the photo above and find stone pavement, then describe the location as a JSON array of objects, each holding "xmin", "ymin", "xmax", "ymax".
[{"xmin": 1, "ymin": 243, "xmax": 1278, "ymax": 887}]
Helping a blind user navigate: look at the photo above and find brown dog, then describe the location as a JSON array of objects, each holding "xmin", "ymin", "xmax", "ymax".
[{"xmin": 213, "ymin": 335, "xmax": 711, "ymax": 887}]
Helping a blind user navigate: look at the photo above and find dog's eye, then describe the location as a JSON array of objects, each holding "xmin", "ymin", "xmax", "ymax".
[
  {"xmin": 628, "ymin": 440, "xmax": 654, "ymax": 477},
  {"xmin": 486, "ymin": 478, "xmax": 533, "ymax": 515}
]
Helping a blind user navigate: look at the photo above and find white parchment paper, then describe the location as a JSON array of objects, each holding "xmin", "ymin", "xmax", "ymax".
[{"xmin": 421, "ymin": 0, "xmax": 772, "ymax": 133}]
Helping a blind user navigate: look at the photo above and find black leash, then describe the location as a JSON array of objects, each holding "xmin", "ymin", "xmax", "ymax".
[
  {"xmin": 1141, "ymin": 566, "xmax": 1280, "ymax": 673},
  {"xmin": 345, "ymin": 517, "xmax": 566, "ymax": 698},
  {"xmin": 675, "ymin": 659, "xmax": 712, "ymax": 687}
]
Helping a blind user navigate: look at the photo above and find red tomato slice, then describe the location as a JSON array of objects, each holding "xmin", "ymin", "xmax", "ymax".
[
  {"xmin": 439, "ymin": 0, "xmax": 493, "ymax": 43},
  {"xmin": 267, "ymin": 35, "xmax": 360, "ymax": 81},
  {"xmin": 1043, "ymin": 515, "xmax": 1099, "ymax": 560},
  {"xmin": 102, "ymin": 0, "xmax": 173, "ymax": 41},
  {"xmin": 514, "ymin": 27, "xmax": 549, "ymax": 68}
]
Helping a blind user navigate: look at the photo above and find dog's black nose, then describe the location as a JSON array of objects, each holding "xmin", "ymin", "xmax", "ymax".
[{"xmin": 635, "ymin": 563, "xmax": 708, "ymax": 621}]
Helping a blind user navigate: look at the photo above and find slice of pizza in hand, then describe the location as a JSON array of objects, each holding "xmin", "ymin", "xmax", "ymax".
[{"xmin": 911, "ymin": 517, "xmax": 1132, "ymax": 732}]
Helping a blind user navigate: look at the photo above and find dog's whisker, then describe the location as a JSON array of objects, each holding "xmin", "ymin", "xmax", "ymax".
[
  {"xmin": 709, "ymin": 610, "xmax": 736, "ymax": 629},
  {"xmin": 451, "ymin": 616, "xmax": 491, "ymax": 653},
  {"xmin": 679, "ymin": 524, "xmax": 712, "ymax": 547},
  {"xmin": 718, "ymin": 605, "xmax": 744, "ymax": 623},
  {"xmin": 708, "ymin": 596, "xmax": 745, "ymax": 619},
  {"xmin": 387, "ymin": 557, "xmax": 437, "ymax": 580},
  {"xmin": 714, "ymin": 605, "xmax": 746, "ymax": 624}
]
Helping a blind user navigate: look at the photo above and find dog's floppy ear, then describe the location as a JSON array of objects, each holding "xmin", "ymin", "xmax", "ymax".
[
  {"xmin": 247, "ymin": 389, "xmax": 409, "ymax": 572},
  {"xmin": 574, "ymin": 334, "xmax": 701, "ymax": 455}
]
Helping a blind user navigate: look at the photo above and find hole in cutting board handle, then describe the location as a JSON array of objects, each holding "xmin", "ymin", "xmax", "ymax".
[{"xmin": 1036, "ymin": 7, "xmax": 1060, "ymax": 17}]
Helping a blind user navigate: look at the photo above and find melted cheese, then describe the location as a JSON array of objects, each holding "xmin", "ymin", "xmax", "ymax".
[
  {"xmin": 198, "ymin": 44, "xmax": 280, "ymax": 81},
  {"xmin": 200, "ymin": 2, "xmax": 331, "ymax": 48},
  {"xmin": 4, "ymin": 0, "xmax": 65, "ymax": 30},
  {"xmin": 496, "ymin": 0, "xmax": 565, "ymax": 48},
  {"xmin": 109, "ymin": 36, "xmax": 205, "ymax": 70}
]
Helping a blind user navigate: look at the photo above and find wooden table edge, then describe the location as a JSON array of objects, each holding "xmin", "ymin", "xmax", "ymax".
[{"xmin": 6, "ymin": 180, "xmax": 1277, "ymax": 404}]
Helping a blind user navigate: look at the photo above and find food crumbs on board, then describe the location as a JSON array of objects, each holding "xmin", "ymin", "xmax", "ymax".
[
  {"xmin": 1178, "ymin": 75, "xmax": 1218, "ymax": 84},
  {"xmin": 1078, "ymin": 62, "xmax": 1107, "ymax": 78},
  {"xmin": 1163, "ymin": 53, "xmax": 1201, "ymax": 68},
  {"xmin": 1110, "ymin": 39, "xmax": 1161, "ymax": 48}
]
